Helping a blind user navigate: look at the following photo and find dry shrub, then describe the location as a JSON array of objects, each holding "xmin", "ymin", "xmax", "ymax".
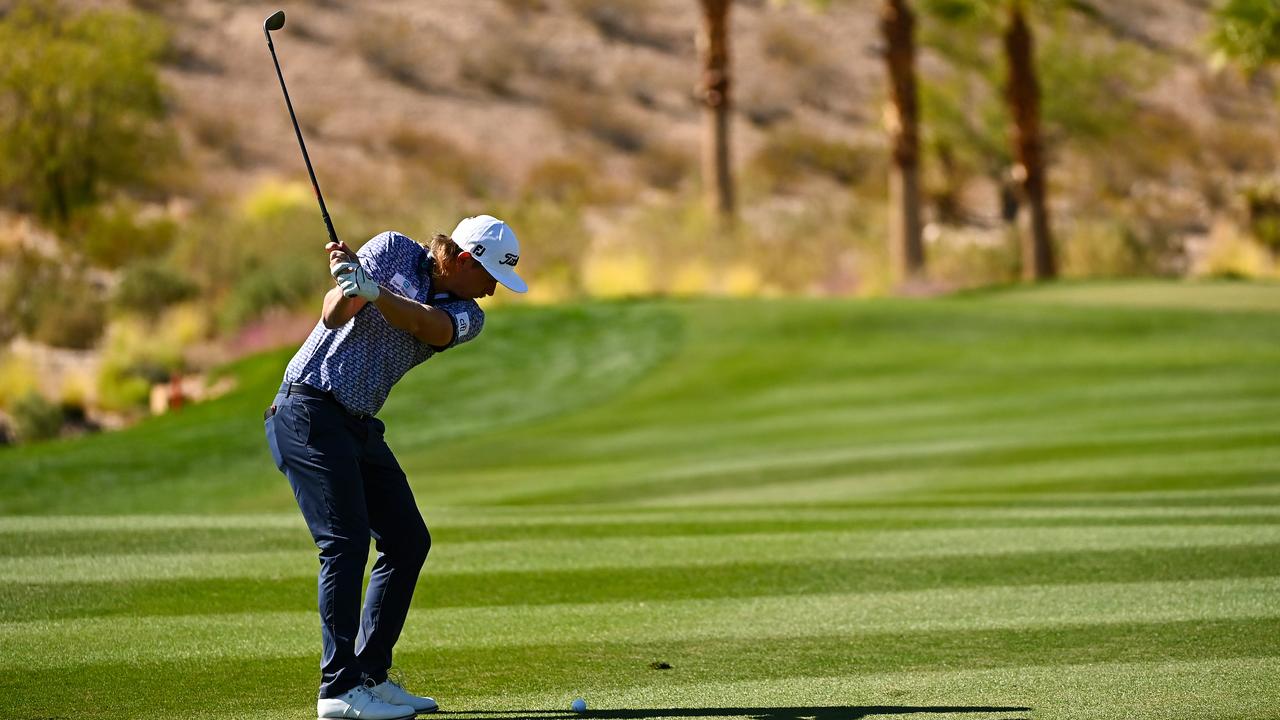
[
  {"xmin": 1059, "ymin": 219, "xmax": 1152, "ymax": 278},
  {"xmin": 523, "ymin": 157, "xmax": 599, "ymax": 204},
  {"xmin": 527, "ymin": 45, "xmax": 599, "ymax": 94},
  {"xmin": 749, "ymin": 129, "xmax": 877, "ymax": 192},
  {"xmin": 738, "ymin": 80, "xmax": 797, "ymax": 128},
  {"xmin": 32, "ymin": 279, "xmax": 106, "ymax": 350},
  {"xmin": 7, "ymin": 390, "xmax": 63, "ymax": 444},
  {"xmin": 635, "ymin": 142, "xmax": 695, "ymax": 191},
  {"xmin": 459, "ymin": 36, "xmax": 524, "ymax": 97},
  {"xmin": 352, "ymin": 14, "xmax": 441, "ymax": 92},
  {"xmin": 760, "ymin": 17, "xmax": 823, "ymax": 69},
  {"xmin": 1193, "ymin": 219, "xmax": 1276, "ymax": 280},
  {"xmin": 387, "ymin": 124, "xmax": 498, "ymax": 197},
  {"xmin": 740, "ymin": 197, "xmax": 885, "ymax": 295},
  {"xmin": 2, "ymin": 250, "xmax": 106, "ymax": 349},
  {"xmin": 493, "ymin": 199, "xmax": 592, "ymax": 298},
  {"xmin": 568, "ymin": 0, "xmax": 674, "ymax": 51},
  {"xmin": 497, "ymin": 0, "xmax": 549, "ymax": 15},
  {"xmin": 161, "ymin": 34, "xmax": 221, "ymax": 74},
  {"xmin": 922, "ymin": 224, "xmax": 1020, "ymax": 289},
  {"xmin": 1200, "ymin": 119, "xmax": 1279, "ymax": 177},
  {"xmin": 189, "ymin": 110, "xmax": 247, "ymax": 167},
  {"xmin": 548, "ymin": 91, "xmax": 648, "ymax": 154}
]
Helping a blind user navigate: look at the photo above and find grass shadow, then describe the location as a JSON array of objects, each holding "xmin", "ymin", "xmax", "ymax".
[{"xmin": 441, "ymin": 705, "xmax": 1032, "ymax": 720}]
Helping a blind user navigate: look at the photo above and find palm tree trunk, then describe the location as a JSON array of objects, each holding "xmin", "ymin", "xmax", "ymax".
[
  {"xmin": 698, "ymin": 0, "xmax": 734, "ymax": 221},
  {"xmin": 1004, "ymin": 0, "xmax": 1055, "ymax": 281},
  {"xmin": 882, "ymin": 0, "xmax": 925, "ymax": 283}
]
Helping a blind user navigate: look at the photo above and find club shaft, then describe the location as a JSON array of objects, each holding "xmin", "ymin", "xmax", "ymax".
[{"xmin": 265, "ymin": 33, "xmax": 339, "ymax": 247}]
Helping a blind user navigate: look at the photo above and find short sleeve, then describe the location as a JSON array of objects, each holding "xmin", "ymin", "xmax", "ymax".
[
  {"xmin": 357, "ymin": 231, "xmax": 414, "ymax": 285},
  {"xmin": 429, "ymin": 299, "xmax": 485, "ymax": 351}
]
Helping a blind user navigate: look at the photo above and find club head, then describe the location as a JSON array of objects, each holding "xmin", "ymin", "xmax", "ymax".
[{"xmin": 264, "ymin": 10, "xmax": 286, "ymax": 33}]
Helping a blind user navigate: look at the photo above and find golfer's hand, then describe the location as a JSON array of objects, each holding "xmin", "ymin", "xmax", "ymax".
[
  {"xmin": 332, "ymin": 262, "xmax": 381, "ymax": 301},
  {"xmin": 327, "ymin": 241, "xmax": 357, "ymax": 277}
]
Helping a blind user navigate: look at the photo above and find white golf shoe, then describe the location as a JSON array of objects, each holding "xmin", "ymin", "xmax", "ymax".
[
  {"xmin": 317, "ymin": 684, "xmax": 415, "ymax": 720},
  {"xmin": 366, "ymin": 677, "xmax": 439, "ymax": 714}
]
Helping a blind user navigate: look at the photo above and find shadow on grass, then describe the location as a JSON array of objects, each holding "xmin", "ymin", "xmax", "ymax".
[{"xmin": 440, "ymin": 705, "xmax": 1032, "ymax": 720}]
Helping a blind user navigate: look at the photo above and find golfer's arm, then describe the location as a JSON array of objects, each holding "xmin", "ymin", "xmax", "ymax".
[
  {"xmin": 371, "ymin": 291, "xmax": 455, "ymax": 347},
  {"xmin": 322, "ymin": 287, "xmax": 367, "ymax": 329}
]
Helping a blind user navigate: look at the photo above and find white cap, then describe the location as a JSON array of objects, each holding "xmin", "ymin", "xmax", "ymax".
[{"xmin": 450, "ymin": 215, "xmax": 528, "ymax": 293}]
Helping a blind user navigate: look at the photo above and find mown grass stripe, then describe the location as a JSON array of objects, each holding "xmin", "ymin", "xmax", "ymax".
[
  {"xmin": 569, "ymin": 396, "xmax": 1280, "ymax": 459},
  {"xmin": 4, "ymin": 577, "xmax": 1277, "ymax": 670},
  {"xmin": 640, "ymin": 465, "xmax": 1278, "ymax": 508},
  {"xmin": 3, "ymin": 544, "xmax": 1275, "ymax": 622},
  {"xmin": 7, "ymin": 618, "xmax": 1279, "ymax": 719},
  {"xmin": 5, "ymin": 502, "xmax": 1279, "ymax": 536},
  {"xmin": 5, "ymin": 507, "xmax": 1280, "ymax": 557},
  {"xmin": 3, "ymin": 525, "xmax": 1277, "ymax": 583},
  {"xmin": 448, "ymin": 656, "xmax": 1280, "ymax": 720},
  {"xmin": 486, "ymin": 441, "xmax": 1280, "ymax": 506}
]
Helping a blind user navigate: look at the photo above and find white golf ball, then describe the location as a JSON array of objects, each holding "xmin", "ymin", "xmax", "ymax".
[{"xmin": 571, "ymin": 698, "xmax": 587, "ymax": 712}]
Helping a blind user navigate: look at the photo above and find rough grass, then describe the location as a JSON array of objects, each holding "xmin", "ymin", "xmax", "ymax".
[{"xmin": 1, "ymin": 282, "xmax": 1279, "ymax": 720}]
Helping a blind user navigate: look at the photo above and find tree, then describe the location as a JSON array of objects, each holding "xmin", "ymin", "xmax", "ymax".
[
  {"xmin": 780, "ymin": 0, "xmax": 928, "ymax": 285},
  {"xmin": 921, "ymin": 0, "xmax": 1061, "ymax": 280},
  {"xmin": 697, "ymin": 0, "xmax": 735, "ymax": 221},
  {"xmin": 1210, "ymin": 0, "xmax": 1280, "ymax": 71},
  {"xmin": 882, "ymin": 0, "xmax": 927, "ymax": 282},
  {"xmin": 1003, "ymin": 0, "xmax": 1054, "ymax": 280},
  {"xmin": 0, "ymin": 2, "xmax": 170, "ymax": 225}
]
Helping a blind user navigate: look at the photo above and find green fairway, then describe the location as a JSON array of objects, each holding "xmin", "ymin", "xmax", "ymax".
[{"xmin": 2, "ymin": 281, "xmax": 1279, "ymax": 720}]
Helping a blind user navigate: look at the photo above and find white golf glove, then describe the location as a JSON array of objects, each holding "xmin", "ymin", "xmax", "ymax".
[{"xmin": 330, "ymin": 261, "xmax": 380, "ymax": 301}]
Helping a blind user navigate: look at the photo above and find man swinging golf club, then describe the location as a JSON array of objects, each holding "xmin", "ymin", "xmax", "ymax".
[{"xmin": 264, "ymin": 216, "xmax": 527, "ymax": 719}]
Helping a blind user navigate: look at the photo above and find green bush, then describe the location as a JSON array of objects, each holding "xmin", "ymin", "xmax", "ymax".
[
  {"xmin": 74, "ymin": 202, "xmax": 177, "ymax": 270},
  {"xmin": 0, "ymin": 1, "xmax": 172, "ymax": 224},
  {"xmin": 0, "ymin": 354, "xmax": 39, "ymax": 411},
  {"xmin": 96, "ymin": 363, "xmax": 153, "ymax": 413},
  {"xmin": 219, "ymin": 260, "xmax": 325, "ymax": 331},
  {"xmin": 8, "ymin": 390, "xmax": 63, "ymax": 443},
  {"xmin": 31, "ymin": 288, "xmax": 106, "ymax": 350},
  {"xmin": 113, "ymin": 262, "xmax": 198, "ymax": 318},
  {"xmin": 6, "ymin": 253, "xmax": 107, "ymax": 349},
  {"xmin": 1244, "ymin": 182, "xmax": 1280, "ymax": 252}
]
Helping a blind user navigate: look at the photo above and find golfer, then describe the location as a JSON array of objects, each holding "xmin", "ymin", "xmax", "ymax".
[{"xmin": 264, "ymin": 216, "xmax": 526, "ymax": 720}]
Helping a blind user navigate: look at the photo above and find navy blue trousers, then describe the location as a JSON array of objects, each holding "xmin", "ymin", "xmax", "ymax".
[{"xmin": 265, "ymin": 383, "xmax": 431, "ymax": 699}]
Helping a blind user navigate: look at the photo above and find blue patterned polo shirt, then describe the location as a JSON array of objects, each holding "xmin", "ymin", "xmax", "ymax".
[{"xmin": 282, "ymin": 231, "xmax": 485, "ymax": 416}]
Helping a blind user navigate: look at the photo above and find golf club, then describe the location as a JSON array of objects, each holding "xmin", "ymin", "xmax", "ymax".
[{"xmin": 262, "ymin": 9, "xmax": 340, "ymax": 248}]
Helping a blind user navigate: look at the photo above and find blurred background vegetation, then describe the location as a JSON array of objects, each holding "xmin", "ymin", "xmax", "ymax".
[{"xmin": 0, "ymin": 0, "xmax": 1277, "ymax": 442}]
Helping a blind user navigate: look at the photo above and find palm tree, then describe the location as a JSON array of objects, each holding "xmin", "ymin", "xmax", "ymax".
[
  {"xmin": 882, "ymin": 0, "xmax": 926, "ymax": 282},
  {"xmin": 698, "ymin": 0, "xmax": 735, "ymax": 221},
  {"xmin": 783, "ymin": 0, "xmax": 927, "ymax": 284},
  {"xmin": 1004, "ymin": 0, "xmax": 1054, "ymax": 280}
]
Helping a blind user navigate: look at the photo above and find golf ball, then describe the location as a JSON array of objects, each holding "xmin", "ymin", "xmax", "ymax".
[{"xmin": 571, "ymin": 698, "xmax": 587, "ymax": 712}]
